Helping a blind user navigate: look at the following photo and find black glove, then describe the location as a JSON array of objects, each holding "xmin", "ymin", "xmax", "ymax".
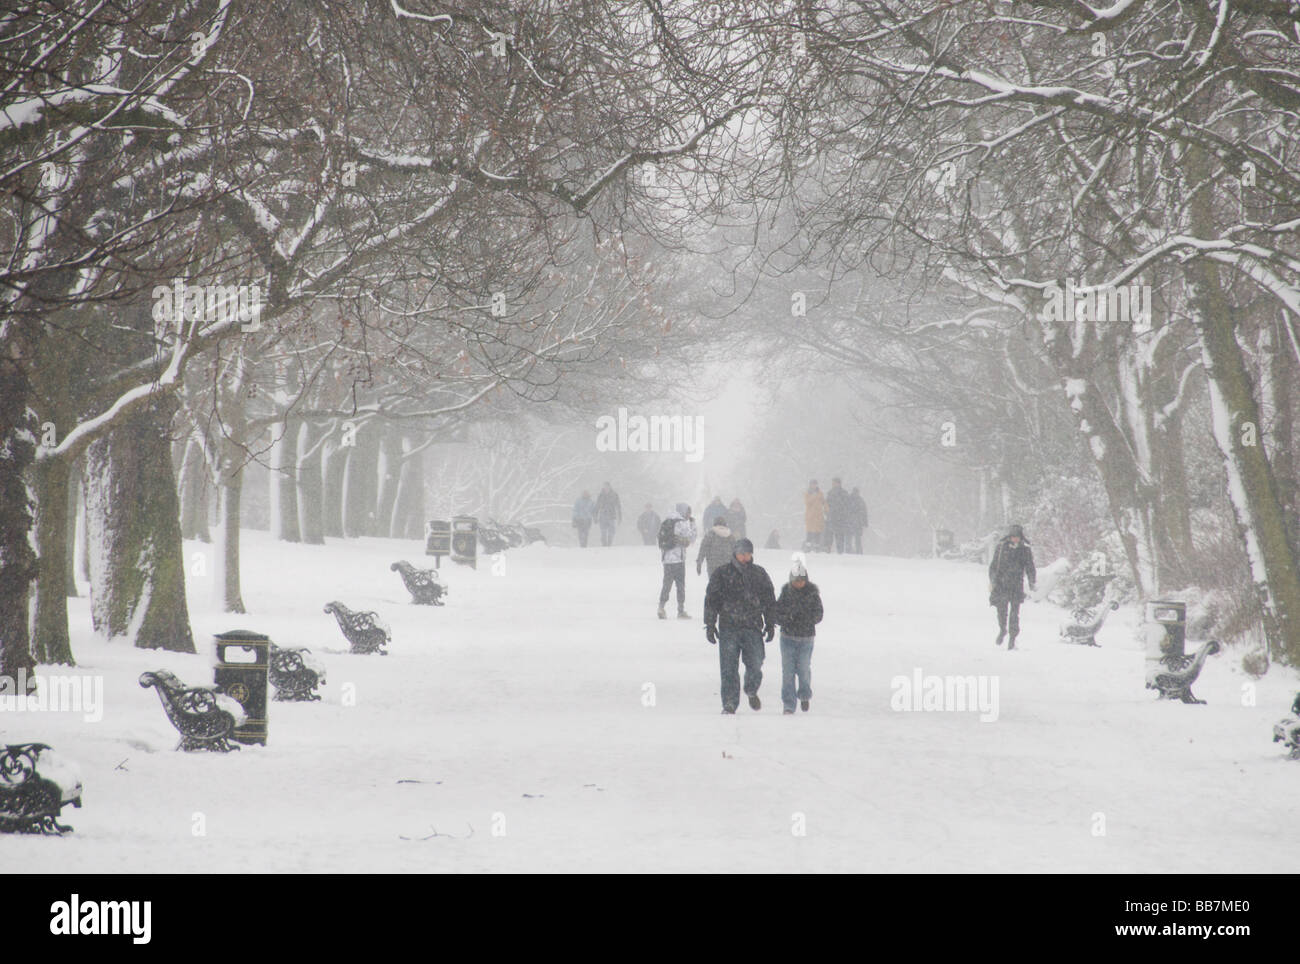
[
  {"xmin": 705, "ymin": 625, "xmax": 717, "ymax": 645},
  {"xmin": 765, "ymin": 624, "xmax": 775, "ymax": 643}
]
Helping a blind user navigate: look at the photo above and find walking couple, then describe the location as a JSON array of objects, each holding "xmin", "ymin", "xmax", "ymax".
[{"xmin": 703, "ymin": 542, "xmax": 824, "ymax": 715}]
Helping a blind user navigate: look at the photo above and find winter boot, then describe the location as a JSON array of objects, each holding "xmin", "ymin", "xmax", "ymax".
[
  {"xmin": 658, "ymin": 606, "xmax": 666, "ymax": 620},
  {"xmin": 783, "ymin": 709, "xmax": 794, "ymax": 715},
  {"xmin": 995, "ymin": 630, "xmax": 1005, "ymax": 646},
  {"xmin": 677, "ymin": 609, "xmax": 691, "ymax": 619},
  {"xmin": 801, "ymin": 699, "xmax": 810, "ymax": 712},
  {"xmin": 748, "ymin": 694, "xmax": 761, "ymax": 711},
  {"xmin": 722, "ymin": 705, "xmax": 737, "ymax": 714},
  {"xmin": 1007, "ymin": 635, "xmax": 1017, "ymax": 651}
]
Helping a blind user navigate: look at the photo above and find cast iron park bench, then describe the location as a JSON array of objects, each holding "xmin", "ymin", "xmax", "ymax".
[
  {"xmin": 0, "ymin": 743, "xmax": 82, "ymax": 834},
  {"xmin": 139, "ymin": 669, "xmax": 247, "ymax": 752},
  {"xmin": 269, "ymin": 642, "xmax": 326, "ymax": 701},
  {"xmin": 391, "ymin": 560, "xmax": 447, "ymax": 606},
  {"xmin": 323, "ymin": 601, "xmax": 391, "ymax": 654}
]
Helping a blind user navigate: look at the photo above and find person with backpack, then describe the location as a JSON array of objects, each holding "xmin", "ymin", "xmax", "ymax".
[
  {"xmin": 636, "ymin": 503, "xmax": 661, "ymax": 545},
  {"xmin": 704, "ymin": 538, "xmax": 777, "ymax": 713},
  {"xmin": 989, "ymin": 524, "xmax": 1036, "ymax": 650},
  {"xmin": 696, "ymin": 515, "xmax": 736, "ymax": 580},
  {"xmin": 572, "ymin": 490, "xmax": 595, "ymax": 547},
  {"xmin": 594, "ymin": 481, "xmax": 622, "ymax": 547},
  {"xmin": 657, "ymin": 503, "xmax": 697, "ymax": 619},
  {"xmin": 774, "ymin": 559, "xmax": 823, "ymax": 714}
]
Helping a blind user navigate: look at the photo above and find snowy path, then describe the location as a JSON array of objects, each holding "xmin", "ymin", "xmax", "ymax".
[{"xmin": 6, "ymin": 533, "xmax": 1297, "ymax": 873}]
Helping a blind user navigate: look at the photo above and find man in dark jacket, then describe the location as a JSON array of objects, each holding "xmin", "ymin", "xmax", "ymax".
[
  {"xmin": 849, "ymin": 486, "xmax": 868, "ymax": 554},
  {"xmin": 774, "ymin": 559, "xmax": 823, "ymax": 713},
  {"xmin": 696, "ymin": 516, "xmax": 736, "ymax": 579},
  {"xmin": 594, "ymin": 482, "xmax": 622, "ymax": 547},
  {"xmin": 636, "ymin": 503, "xmax": 661, "ymax": 545},
  {"xmin": 704, "ymin": 538, "xmax": 776, "ymax": 713},
  {"xmin": 702, "ymin": 496, "xmax": 726, "ymax": 531},
  {"xmin": 989, "ymin": 524, "xmax": 1036, "ymax": 650},
  {"xmin": 825, "ymin": 477, "xmax": 852, "ymax": 553}
]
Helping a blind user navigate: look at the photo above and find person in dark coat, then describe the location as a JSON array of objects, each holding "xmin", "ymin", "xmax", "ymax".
[
  {"xmin": 702, "ymin": 496, "xmax": 726, "ymax": 531},
  {"xmin": 594, "ymin": 482, "xmax": 622, "ymax": 547},
  {"xmin": 696, "ymin": 516, "xmax": 736, "ymax": 579},
  {"xmin": 988, "ymin": 524, "xmax": 1036, "ymax": 649},
  {"xmin": 636, "ymin": 503, "xmax": 661, "ymax": 545},
  {"xmin": 704, "ymin": 538, "xmax": 777, "ymax": 713},
  {"xmin": 765, "ymin": 529, "xmax": 781, "ymax": 550},
  {"xmin": 825, "ymin": 477, "xmax": 852, "ymax": 553},
  {"xmin": 727, "ymin": 498, "xmax": 747, "ymax": 541},
  {"xmin": 849, "ymin": 486, "xmax": 868, "ymax": 554},
  {"xmin": 572, "ymin": 491, "xmax": 594, "ymax": 547},
  {"xmin": 774, "ymin": 559, "xmax": 823, "ymax": 713}
]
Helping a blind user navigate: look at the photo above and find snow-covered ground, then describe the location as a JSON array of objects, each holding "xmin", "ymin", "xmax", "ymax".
[{"xmin": 6, "ymin": 531, "xmax": 1297, "ymax": 872}]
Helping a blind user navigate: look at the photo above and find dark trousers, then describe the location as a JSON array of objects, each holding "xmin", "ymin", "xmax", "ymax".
[
  {"xmin": 599, "ymin": 520, "xmax": 615, "ymax": 546},
  {"xmin": 719, "ymin": 626, "xmax": 765, "ymax": 710},
  {"xmin": 833, "ymin": 526, "xmax": 848, "ymax": 553},
  {"xmin": 659, "ymin": 562, "xmax": 685, "ymax": 609},
  {"xmin": 575, "ymin": 521, "xmax": 591, "ymax": 547},
  {"xmin": 851, "ymin": 528, "xmax": 863, "ymax": 553},
  {"xmin": 995, "ymin": 599, "xmax": 1022, "ymax": 638}
]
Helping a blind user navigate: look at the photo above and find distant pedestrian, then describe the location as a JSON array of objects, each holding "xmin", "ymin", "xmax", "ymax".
[
  {"xmin": 636, "ymin": 503, "xmax": 661, "ymax": 545},
  {"xmin": 696, "ymin": 516, "xmax": 736, "ymax": 580},
  {"xmin": 825, "ymin": 477, "xmax": 851, "ymax": 553},
  {"xmin": 594, "ymin": 482, "xmax": 622, "ymax": 547},
  {"xmin": 765, "ymin": 529, "xmax": 781, "ymax": 550},
  {"xmin": 849, "ymin": 486, "xmax": 868, "ymax": 554},
  {"xmin": 728, "ymin": 498, "xmax": 747, "ymax": 541},
  {"xmin": 572, "ymin": 490, "xmax": 594, "ymax": 547},
  {"xmin": 657, "ymin": 502, "xmax": 697, "ymax": 619},
  {"xmin": 704, "ymin": 538, "xmax": 776, "ymax": 713},
  {"xmin": 989, "ymin": 524, "xmax": 1036, "ymax": 650},
  {"xmin": 774, "ymin": 559, "xmax": 823, "ymax": 713},
  {"xmin": 803, "ymin": 480, "xmax": 826, "ymax": 551},
  {"xmin": 702, "ymin": 496, "xmax": 726, "ymax": 531}
]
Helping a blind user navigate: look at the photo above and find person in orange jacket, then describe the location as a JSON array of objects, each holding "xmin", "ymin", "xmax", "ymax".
[{"xmin": 803, "ymin": 480, "xmax": 827, "ymax": 551}]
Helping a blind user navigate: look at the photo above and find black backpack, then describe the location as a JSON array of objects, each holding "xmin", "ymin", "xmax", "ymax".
[{"xmin": 657, "ymin": 516, "xmax": 678, "ymax": 552}]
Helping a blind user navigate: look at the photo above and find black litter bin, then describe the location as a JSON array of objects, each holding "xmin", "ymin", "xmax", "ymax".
[
  {"xmin": 451, "ymin": 516, "xmax": 478, "ymax": 569},
  {"xmin": 425, "ymin": 520, "xmax": 451, "ymax": 567},
  {"xmin": 214, "ymin": 630, "xmax": 270, "ymax": 745},
  {"xmin": 1145, "ymin": 600, "xmax": 1187, "ymax": 676}
]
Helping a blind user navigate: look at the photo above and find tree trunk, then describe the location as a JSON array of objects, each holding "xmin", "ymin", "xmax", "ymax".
[
  {"xmin": 342, "ymin": 422, "xmax": 379, "ymax": 537},
  {"xmin": 296, "ymin": 420, "xmax": 325, "ymax": 545},
  {"xmin": 31, "ymin": 456, "xmax": 75, "ymax": 664},
  {"xmin": 1185, "ymin": 145, "xmax": 1300, "ymax": 663},
  {"xmin": 177, "ymin": 435, "xmax": 211, "ymax": 542},
  {"xmin": 270, "ymin": 417, "xmax": 302, "ymax": 542},
  {"xmin": 215, "ymin": 442, "xmax": 247, "ymax": 614},
  {"xmin": 375, "ymin": 425, "xmax": 403, "ymax": 539},
  {"xmin": 65, "ymin": 464, "xmax": 80, "ymax": 597},
  {"xmin": 1261, "ymin": 314, "xmax": 1298, "ymax": 551},
  {"xmin": 0, "ymin": 353, "xmax": 38, "ymax": 688},
  {"xmin": 83, "ymin": 402, "xmax": 195, "ymax": 652},
  {"xmin": 322, "ymin": 433, "xmax": 346, "ymax": 538},
  {"xmin": 391, "ymin": 441, "xmax": 427, "ymax": 539}
]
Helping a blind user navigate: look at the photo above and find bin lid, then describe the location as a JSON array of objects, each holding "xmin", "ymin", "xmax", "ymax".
[{"xmin": 214, "ymin": 629, "xmax": 270, "ymax": 642}]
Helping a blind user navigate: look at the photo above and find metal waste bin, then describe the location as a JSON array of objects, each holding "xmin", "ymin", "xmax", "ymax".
[
  {"xmin": 425, "ymin": 520, "xmax": 451, "ymax": 567},
  {"xmin": 1145, "ymin": 600, "xmax": 1186, "ymax": 682},
  {"xmin": 451, "ymin": 515, "xmax": 478, "ymax": 569},
  {"xmin": 214, "ymin": 629, "xmax": 270, "ymax": 745}
]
